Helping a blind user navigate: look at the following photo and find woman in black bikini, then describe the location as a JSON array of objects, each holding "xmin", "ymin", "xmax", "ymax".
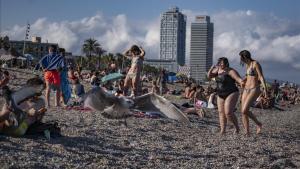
[
  {"xmin": 207, "ymin": 57, "xmax": 244, "ymax": 135},
  {"xmin": 239, "ymin": 50, "xmax": 267, "ymax": 136}
]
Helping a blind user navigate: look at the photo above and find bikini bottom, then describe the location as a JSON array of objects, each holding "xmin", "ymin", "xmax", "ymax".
[{"xmin": 244, "ymin": 86, "xmax": 260, "ymax": 93}]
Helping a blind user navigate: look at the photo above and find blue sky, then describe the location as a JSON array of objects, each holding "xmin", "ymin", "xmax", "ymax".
[
  {"xmin": 1, "ymin": 0, "xmax": 299, "ymax": 30},
  {"xmin": 1, "ymin": 0, "xmax": 300, "ymax": 83}
]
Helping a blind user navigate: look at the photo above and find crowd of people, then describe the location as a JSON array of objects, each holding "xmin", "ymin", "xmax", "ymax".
[{"xmin": 0, "ymin": 45, "xmax": 300, "ymax": 137}]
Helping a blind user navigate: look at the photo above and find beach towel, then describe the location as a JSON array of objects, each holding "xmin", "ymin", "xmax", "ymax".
[
  {"xmin": 60, "ymin": 70, "xmax": 71, "ymax": 104},
  {"xmin": 35, "ymin": 53, "xmax": 64, "ymax": 71}
]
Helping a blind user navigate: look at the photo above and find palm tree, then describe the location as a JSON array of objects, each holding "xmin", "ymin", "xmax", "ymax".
[
  {"xmin": 101, "ymin": 53, "xmax": 115, "ymax": 68},
  {"xmin": 115, "ymin": 53, "xmax": 125, "ymax": 70},
  {"xmin": 95, "ymin": 47, "xmax": 106, "ymax": 69},
  {"xmin": 82, "ymin": 38, "xmax": 101, "ymax": 68}
]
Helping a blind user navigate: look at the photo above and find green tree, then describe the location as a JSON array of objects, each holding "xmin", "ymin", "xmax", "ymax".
[
  {"xmin": 100, "ymin": 53, "xmax": 115, "ymax": 69},
  {"xmin": 143, "ymin": 64, "xmax": 159, "ymax": 75},
  {"xmin": 82, "ymin": 38, "xmax": 102, "ymax": 68}
]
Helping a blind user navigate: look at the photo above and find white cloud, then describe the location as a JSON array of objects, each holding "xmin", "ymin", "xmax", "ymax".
[
  {"xmin": 1, "ymin": 10, "xmax": 300, "ymax": 82},
  {"xmin": 1, "ymin": 12, "xmax": 160, "ymax": 56}
]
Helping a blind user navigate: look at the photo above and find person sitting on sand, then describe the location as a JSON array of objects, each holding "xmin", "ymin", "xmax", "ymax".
[
  {"xmin": 187, "ymin": 85, "xmax": 208, "ymax": 117},
  {"xmin": 117, "ymin": 79, "xmax": 125, "ymax": 92},
  {"xmin": 294, "ymin": 91, "xmax": 300, "ymax": 104},
  {"xmin": 208, "ymin": 57, "xmax": 244, "ymax": 135},
  {"xmin": 183, "ymin": 82, "xmax": 191, "ymax": 99},
  {"xmin": 90, "ymin": 71, "xmax": 101, "ymax": 88},
  {"xmin": 114, "ymin": 89, "xmax": 124, "ymax": 97},
  {"xmin": 71, "ymin": 79, "xmax": 85, "ymax": 99},
  {"xmin": 157, "ymin": 69, "xmax": 168, "ymax": 95},
  {"xmin": 254, "ymin": 92, "xmax": 271, "ymax": 109},
  {"xmin": 194, "ymin": 85, "xmax": 206, "ymax": 102},
  {"xmin": 151, "ymin": 79, "xmax": 160, "ymax": 95},
  {"xmin": 187, "ymin": 83, "xmax": 197, "ymax": 101},
  {"xmin": 0, "ymin": 70, "xmax": 10, "ymax": 90},
  {"xmin": 239, "ymin": 50, "xmax": 266, "ymax": 135}
]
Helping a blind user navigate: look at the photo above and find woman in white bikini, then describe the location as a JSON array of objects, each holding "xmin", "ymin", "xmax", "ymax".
[
  {"xmin": 123, "ymin": 45, "xmax": 145, "ymax": 96},
  {"xmin": 239, "ymin": 50, "xmax": 267, "ymax": 136}
]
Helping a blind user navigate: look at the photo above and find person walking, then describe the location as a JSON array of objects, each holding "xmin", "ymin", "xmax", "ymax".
[
  {"xmin": 207, "ymin": 57, "xmax": 244, "ymax": 135},
  {"xmin": 239, "ymin": 50, "xmax": 267, "ymax": 136}
]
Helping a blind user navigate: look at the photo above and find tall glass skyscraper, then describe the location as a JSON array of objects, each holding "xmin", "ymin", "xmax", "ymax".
[
  {"xmin": 190, "ymin": 16, "xmax": 214, "ymax": 82},
  {"xmin": 160, "ymin": 7, "xmax": 186, "ymax": 67}
]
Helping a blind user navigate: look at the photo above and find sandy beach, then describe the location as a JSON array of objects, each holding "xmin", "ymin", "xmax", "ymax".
[{"xmin": 0, "ymin": 68, "xmax": 299, "ymax": 168}]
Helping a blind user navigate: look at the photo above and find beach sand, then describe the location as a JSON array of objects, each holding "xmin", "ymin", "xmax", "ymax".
[{"xmin": 0, "ymin": 68, "xmax": 299, "ymax": 168}]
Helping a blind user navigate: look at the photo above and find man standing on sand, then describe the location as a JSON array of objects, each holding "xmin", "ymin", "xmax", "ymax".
[{"xmin": 35, "ymin": 45, "xmax": 64, "ymax": 108}]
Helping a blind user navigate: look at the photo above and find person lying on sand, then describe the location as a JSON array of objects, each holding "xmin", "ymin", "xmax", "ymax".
[
  {"xmin": 0, "ymin": 78, "xmax": 47, "ymax": 136},
  {"xmin": 0, "ymin": 95, "xmax": 47, "ymax": 136}
]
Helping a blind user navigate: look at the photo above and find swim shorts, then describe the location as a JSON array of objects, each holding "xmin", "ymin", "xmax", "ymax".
[{"xmin": 44, "ymin": 70, "xmax": 60, "ymax": 86}]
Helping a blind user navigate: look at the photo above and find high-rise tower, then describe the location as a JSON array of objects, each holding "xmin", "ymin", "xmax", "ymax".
[
  {"xmin": 190, "ymin": 16, "xmax": 214, "ymax": 82},
  {"xmin": 160, "ymin": 7, "xmax": 186, "ymax": 66}
]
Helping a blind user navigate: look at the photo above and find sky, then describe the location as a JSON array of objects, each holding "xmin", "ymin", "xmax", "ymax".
[{"xmin": 1, "ymin": 0, "xmax": 300, "ymax": 83}]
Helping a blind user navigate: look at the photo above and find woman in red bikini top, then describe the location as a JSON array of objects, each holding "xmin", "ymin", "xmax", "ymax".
[{"xmin": 239, "ymin": 50, "xmax": 267, "ymax": 136}]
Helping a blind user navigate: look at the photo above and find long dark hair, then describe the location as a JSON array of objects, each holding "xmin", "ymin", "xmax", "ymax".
[
  {"xmin": 217, "ymin": 57, "xmax": 229, "ymax": 67},
  {"xmin": 130, "ymin": 45, "xmax": 141, "ymax": 55},
  {"xmin": 239, "ymin": 50, "xmax": 254, "ymax": 66}
]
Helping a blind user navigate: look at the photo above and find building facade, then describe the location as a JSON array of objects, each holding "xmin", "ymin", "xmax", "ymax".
[
  {"xmin": 190, "ymin": 16, "xmax": 214, "ymax": 82},
  {"xmin": 144, "ymin": 59, "xmax": 178, "ymax": 73},
  {"xmin": 160, "ymin": 7, "xmax": 186, "ymax": 66},
  {"xmin": 9, "ymin": 36, "xmax": 58, "ymax": 59}
]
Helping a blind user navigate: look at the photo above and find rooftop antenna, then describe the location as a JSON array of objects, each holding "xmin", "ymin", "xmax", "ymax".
[{"xmin": 22, "ymin": 21, "xmax": 30, "ymax": 55}]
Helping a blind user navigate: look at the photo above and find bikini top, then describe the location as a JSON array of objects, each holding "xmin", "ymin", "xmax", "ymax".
[{"xmin": 246, "ymin": 62, "xmax": 257, "ymax": 77}]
